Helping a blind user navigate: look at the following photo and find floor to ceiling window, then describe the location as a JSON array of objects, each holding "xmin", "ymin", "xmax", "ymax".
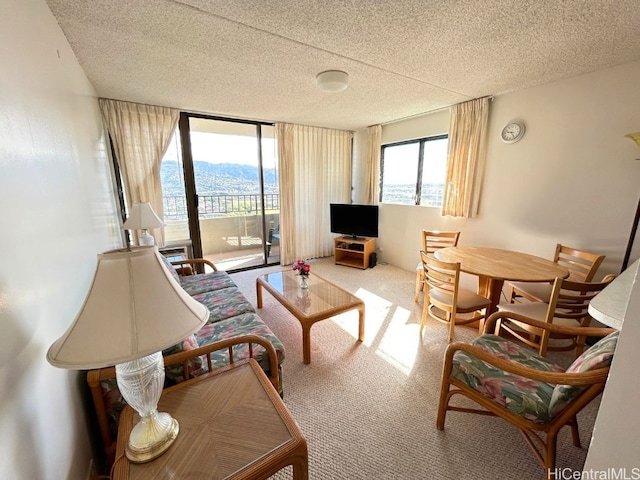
[{"xmin": 161, "ymin": 113, "xmax": 279, "ymax": 271}]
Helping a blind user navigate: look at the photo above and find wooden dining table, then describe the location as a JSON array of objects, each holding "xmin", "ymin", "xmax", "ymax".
[{"xmin": 434, "ymin": 246, "xmax": 570, "ymax": 315}]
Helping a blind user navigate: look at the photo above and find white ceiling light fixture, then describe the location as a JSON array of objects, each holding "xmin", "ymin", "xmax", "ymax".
[{"xmin": 316, "ymin": 70, "xmax": 349, "ymax": 92}]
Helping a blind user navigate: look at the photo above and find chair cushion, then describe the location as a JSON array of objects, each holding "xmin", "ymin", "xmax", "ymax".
[
  {"xmin": 497, "ymin": 301, "xmax": 548, "ymax": 321},
  {"xmin": 509, "ymin": 281, "xmax": 553, "ymax": 303},
  {"xmin": 179, "ymin": 271, "xmax": 237, "ymax": 296},
  {"xmin": 497, "ymin": 302, "xmax": 582, "ymax": 328},
  {"xmin": 195, "ymin": 312, "xmax": 286, "ymax": 370},
  {"xmin": 430, "ymin": 287, "xmax": 490, "ymax": 311},
  {"xmin": 548, "ymin": 330, "xmax": 619, "ymax": 418},
  {"xmin": 451, "ymin": 334, "xmax": 564, "ymax": 423},
  {"xmin": 192, "ymin": 286, "xmax": 256, "ymax": 323}
]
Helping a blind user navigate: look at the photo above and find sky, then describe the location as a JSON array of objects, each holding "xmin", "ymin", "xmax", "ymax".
[
  {"xmin": 383, "ymin": 138, "xmax": 447, "ymax": 184},
  {"xmin": 163, "ymin": 131, "xmax": 277, "ymax": 168}
]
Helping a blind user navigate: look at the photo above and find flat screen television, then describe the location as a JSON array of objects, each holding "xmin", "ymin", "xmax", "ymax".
[{"xmin": 330, "ymin": 203, "xmax": 379, "ymax": 239}]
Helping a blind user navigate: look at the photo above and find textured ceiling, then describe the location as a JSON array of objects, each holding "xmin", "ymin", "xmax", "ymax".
[{"xmin": 45, "ymin": 0, "xmax": 640, "ymax": 131}]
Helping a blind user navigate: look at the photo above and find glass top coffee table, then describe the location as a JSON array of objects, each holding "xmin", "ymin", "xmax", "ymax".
[{"xmin": 256, "ymin": 269, "xmax": 365, "ymax": 364}]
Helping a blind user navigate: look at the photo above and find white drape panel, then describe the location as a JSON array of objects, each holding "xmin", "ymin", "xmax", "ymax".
[
  {"xmin": 99, "ymin": 99, "xmax": 179, "ymax": 246},
  {"xmin": 276, "ymin": 123, "xmax": 353, "ymax": 265},
  {"xmin": 276, "ymin": 123, "xmax": 296, "ymax": 266},
  {"xmin": 441, "ymin": 97, "xmax": 490, "ymax": 217},
  {"xmin": 363, "ymin": 124, "xmax": 382, "ymax": 205}
]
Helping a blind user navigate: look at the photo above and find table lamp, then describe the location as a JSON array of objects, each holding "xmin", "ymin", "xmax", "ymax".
[
  {"xmin": 47, "ymin": 246, "xmax": 209, "ymax": 462},
  {"xmin": 123, "ymin": 202, "xmax": 165, "ymax": 246},
  {"xmin": 622, "ymin": 132, "xmax": 640, "ymax": 270}
]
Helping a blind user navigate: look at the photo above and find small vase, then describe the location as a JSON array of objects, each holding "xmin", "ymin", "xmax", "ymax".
[{"xmin": 299, "ymin": 275, "xmax": 309, "ymax": 289}]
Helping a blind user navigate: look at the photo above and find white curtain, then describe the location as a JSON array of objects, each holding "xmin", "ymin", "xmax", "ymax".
[
  {"xmin": 363, "ymin": 125, "xmax": 382, "ymax": 205},
  {"xmin": 276, "ymin": 123, "xmax": 353, "ymax": 265},
  {"xmin": 441, "ymin": 97, "xmax": 490, "ymax": 217},
  {"xmin": 99, "ymin": 99, "xmax": 179, "ymax": 246}
]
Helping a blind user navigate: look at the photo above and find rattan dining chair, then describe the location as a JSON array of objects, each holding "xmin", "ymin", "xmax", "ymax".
[
  {"xmin": 414, "ymin": 230, "xmax": 460, "ymax": 302},
  {"xmin": 498, "ymin": 275, "xmax": 615, "ymax": 357},
  {"xmin": 420, "ymin": 251, "xmax": 491, "ymax": 343},
  {"xmin": 437, "ymin": 311, "xmax": 618, "ymax": 476},
  {"xmin": 507, "ymin": 244, "xmax": 605, "ymax": 304}
]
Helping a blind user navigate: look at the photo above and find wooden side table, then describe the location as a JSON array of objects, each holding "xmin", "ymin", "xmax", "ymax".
[{"xmin": 112, "ymin": 359, "xmax": 308, "ymax": 480}]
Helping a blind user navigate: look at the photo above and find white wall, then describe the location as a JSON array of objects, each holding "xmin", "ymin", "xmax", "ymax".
[
  {"xmin": 355, "ymin": 61, "xmax": 640, "ymax": 278},
  {"xmin": 584, "ymin": 260, "xmax": 640, "ymax": 471},
  {"xmin": 0, "ymin": 1, "xmax": 120, "ymax": 479}
]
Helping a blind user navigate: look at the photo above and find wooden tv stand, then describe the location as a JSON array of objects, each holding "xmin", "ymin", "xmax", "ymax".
[{"xmin": 334, "ymin": 236, "xmax": 376, "ymax": 269}]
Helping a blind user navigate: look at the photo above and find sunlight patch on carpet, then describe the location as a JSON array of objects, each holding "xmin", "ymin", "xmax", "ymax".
[
  {"xmin": 330, "ymin": 288, "xmax": 420, "ymax": 375},
  {"xmin": 330, "ymin": 288, "xmax": 391, "ymax": 344},
  {"xmin": 373, "ymin": 305, "xmax": 420, "ymax": 375}
]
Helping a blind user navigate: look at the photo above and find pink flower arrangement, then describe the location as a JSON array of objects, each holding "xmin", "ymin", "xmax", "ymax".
[{"xmin": 292, "ymin": 259, "xmax": 311, "ymax": 277}]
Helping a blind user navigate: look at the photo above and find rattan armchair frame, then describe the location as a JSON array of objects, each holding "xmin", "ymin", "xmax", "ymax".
[{"xmin": 437, "ymin": 311, "xmax": 615, "ymax": 475}]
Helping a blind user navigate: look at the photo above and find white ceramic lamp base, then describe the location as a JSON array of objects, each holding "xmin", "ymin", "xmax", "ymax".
[{"xmin": 138, "ymin": 229, "xmax": 155, "ymax": 246}]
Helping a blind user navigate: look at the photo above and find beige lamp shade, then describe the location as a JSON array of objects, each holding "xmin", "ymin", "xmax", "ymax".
[
  {"xmin": 123, "ymin": 202, "xmax": 165, "ymax": 230},
  {"xmin": 47, "ymin": 246, "xmax": 209, "ymax": 369}
]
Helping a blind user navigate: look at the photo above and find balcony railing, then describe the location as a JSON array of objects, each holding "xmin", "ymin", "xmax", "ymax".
[{"xmin": 163, "ymin": 194, "xmax": 280, "ymax": 220}]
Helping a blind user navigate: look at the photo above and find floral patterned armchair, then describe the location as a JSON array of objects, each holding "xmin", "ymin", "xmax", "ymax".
[{"xmin": 437, "ymin": 311, "xmax": 618, "ymax": 476}]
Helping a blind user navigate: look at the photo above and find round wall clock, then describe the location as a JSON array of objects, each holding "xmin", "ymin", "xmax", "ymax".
[{"xmin": 501, "ymin": 121, "xmax": 526, "ymax": 144}]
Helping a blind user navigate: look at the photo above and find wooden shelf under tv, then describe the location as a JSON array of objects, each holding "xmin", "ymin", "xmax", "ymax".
[{"xmin": 334, "ymin": 236, "xmax": 376, "ymax": 269}]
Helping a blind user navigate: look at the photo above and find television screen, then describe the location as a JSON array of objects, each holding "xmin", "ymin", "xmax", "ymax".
[{"xmin": 330, "ymin": 203, "xmax": 379, "ymax": 238}]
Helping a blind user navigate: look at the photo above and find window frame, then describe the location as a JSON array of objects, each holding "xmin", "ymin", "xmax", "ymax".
[{"xmin": 379, "ymin": 134, "xmax": 448, "ymax": 207}]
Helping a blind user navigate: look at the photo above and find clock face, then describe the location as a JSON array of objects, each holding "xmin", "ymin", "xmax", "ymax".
[{"xmin": 501, "ymin": 121, "xmax": 525, "ymax": 143}]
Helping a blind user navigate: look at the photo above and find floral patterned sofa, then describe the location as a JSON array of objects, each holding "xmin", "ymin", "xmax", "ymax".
[
  {"xmin": 159, "ymin": 256, "xmax": 285, "ymax": 383},
  {"xmin": 87, "ymin": 256, "xmax": 285, "ymax": 469}
]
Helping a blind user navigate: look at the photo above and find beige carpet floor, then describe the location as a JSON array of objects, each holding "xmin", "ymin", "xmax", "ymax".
[{"xmin": 230, "ymin": 257, "xmax": 599, "ymax": 480}]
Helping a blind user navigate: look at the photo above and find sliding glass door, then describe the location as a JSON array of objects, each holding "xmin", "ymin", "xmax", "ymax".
[{"xmin": 161, "ymin": 113, "xmax": 279, "ymax": 271}]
